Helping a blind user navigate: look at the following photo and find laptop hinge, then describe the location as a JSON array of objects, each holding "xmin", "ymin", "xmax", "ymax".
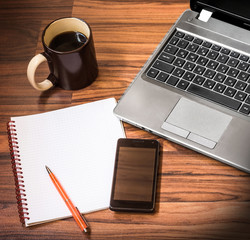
[{"xmin": 198, "ymin": 9, "xmax": 213, "ymax": 22}]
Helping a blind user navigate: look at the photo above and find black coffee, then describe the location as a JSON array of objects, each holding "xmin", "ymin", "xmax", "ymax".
[{"xmin": 49, "ymin": 31, "xmax": 87, "ymax": 52}]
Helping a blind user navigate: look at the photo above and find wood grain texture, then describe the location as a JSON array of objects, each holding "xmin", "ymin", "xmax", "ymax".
[{"xmin": 0, "ymin": 0, "xmax": 250, "ymax": 239}]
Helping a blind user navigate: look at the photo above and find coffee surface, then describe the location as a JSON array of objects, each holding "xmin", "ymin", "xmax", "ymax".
[{"xmin": 49, "ymin": 31, "xmax": 87, "ymax": 52}]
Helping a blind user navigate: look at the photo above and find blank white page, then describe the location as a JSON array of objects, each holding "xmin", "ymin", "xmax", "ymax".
[{"xmin": 10, "ymin": 98, "xmax": 125, "ymax": 226}]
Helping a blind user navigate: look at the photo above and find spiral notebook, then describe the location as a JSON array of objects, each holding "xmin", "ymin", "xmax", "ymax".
[{"xmin": 7, "ymin": 98, "xmax": 125, "ymax": 227}]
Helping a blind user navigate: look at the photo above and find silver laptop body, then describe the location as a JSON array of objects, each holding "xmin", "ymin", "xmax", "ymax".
[{"xmin": 114, "ymin": 0, "xmax": 250, "ymax": 173}]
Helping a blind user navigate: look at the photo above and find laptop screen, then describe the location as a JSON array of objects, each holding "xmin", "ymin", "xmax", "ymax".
[{"xmin": 192, "ymin": 0, "xmax": 250, "ymax": 28}]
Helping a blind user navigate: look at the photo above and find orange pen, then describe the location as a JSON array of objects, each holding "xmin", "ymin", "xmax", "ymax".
[{"xmin": 45, "ymin": 166, "xmax": 89, "ymax": 233}]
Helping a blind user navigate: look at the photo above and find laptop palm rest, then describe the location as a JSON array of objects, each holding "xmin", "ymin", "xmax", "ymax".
[{"xmin": 161, "ymin": 98, "xmax": 232, "ymax": 149}]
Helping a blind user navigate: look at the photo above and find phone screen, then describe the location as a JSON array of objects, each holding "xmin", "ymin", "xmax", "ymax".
[
  {"xmin": 114, "ymin": 146, "xmax": 156, "ymax": 201},
  {"xmin": 110, "ymin": 138, "xmax": 159, "ymax": 212}
]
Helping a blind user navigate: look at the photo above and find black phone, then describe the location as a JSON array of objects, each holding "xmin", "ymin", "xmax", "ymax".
[{"xmin": 109, "ymin": 138, "xmax": 160, "ymax": 212}]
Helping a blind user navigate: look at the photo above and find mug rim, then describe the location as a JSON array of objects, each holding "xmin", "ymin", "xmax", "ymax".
[{"xmin": 42, "ymin": 17, "xmax": 92, "ymax": 54}]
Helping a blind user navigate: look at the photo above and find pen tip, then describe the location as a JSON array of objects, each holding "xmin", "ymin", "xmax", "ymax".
[{"xmin": 45, "ymin": 165, "xmax": 51, "ymax": 174}]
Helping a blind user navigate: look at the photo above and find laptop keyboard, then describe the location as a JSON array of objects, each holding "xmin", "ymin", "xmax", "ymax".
[{"xmin": 146, "ymin": 30, "xmax": 250, "ymax": 116}]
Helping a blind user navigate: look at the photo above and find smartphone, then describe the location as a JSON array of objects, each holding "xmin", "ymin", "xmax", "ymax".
[{"xmin": 109, "ymin": 138, "xmax": 160, "ymax": 212}]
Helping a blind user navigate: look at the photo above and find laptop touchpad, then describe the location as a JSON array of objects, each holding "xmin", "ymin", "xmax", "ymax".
[{"xmin": 161, "ymin": 98, "xmax": 232, "ymax": 149}]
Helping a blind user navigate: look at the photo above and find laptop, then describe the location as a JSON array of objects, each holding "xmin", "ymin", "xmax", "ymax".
[{"xmin": 114, "ymin": 0, "xmax": 250, "ymax": 173}]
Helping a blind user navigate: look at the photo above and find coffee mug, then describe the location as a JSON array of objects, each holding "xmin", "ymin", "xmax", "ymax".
[{"xmin": 27, "ymin": 17, "xmax": 98, "ymax": 91}]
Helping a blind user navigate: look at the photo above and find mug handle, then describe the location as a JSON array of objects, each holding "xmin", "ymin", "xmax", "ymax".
[{"xmin": 27, "ymin": 53, "xmax": 55, "ymax": 91}]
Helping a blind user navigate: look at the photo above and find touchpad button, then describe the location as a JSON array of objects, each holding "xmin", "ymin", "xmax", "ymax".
[{"xmin": 161, "ymin": 98, "xmax": 232, "ymax": 148}]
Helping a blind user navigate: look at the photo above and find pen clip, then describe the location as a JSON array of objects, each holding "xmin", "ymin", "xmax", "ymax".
[{"xmin": 75, "ymin": 207, "xmax": 89, "ymax": 232}]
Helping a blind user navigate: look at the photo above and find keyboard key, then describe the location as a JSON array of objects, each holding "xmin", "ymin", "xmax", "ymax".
[
  {"xmin": 197, "ymin": 56, "xmax": 208, "ymax": 66},
  {"xmin": 235, "ymin": 91, "xmax": 247, "ymax": 101},
  {"xmin": 153, "ymin": 60, "xmax": 175, "ymax": 73},
  {"xmin": 214, "ymin": 83, "xmax": 226, "ymax": 93},
  {"xmin": 193, "ymin": 75, "xmax": 205, "ymax": 85},
  {"xmin": 156, "ymin": 72, "xmax": 169, "ymax": 82},
  {"xmin": 193, "ymin": 65, "xmax": 206, "ymax": 75},
  {"xmin": 245, "ymin": 85, "xmax": 250, "ymax": 94},
  {"xmin": 147, "ymin": 68, "xmax": 159, "ymax": 78},
  {"xmin": 224, "ymin": 77, "xmax": 236, "ymax": 87},
  {"xmin": 187, "ymin": 43, "xmax": 199, "ymax": 52},
  {"xmin": 175, "ymin": 31, "xmax": 185, "ymax": 38},
  {"xmin": 245, "ymin": 95, "xmax": 250, "ymax": 104},
  {"xmin": 214, "ymin": 73, "xmax": 226, "ymax": 83},
  {"xmin": 238, "ymin": 71, "xmax": 250, "ymax": 81},
  {"xmin": 217, "ymin": 64, "xmax": 229, "ymax": 74},
  {"xmin": 176, "ymin": 49, "xmax": 189, "ymax": 58},
  {"xmin": 227, "ymin": 68, "xmax": 239, "ymax": 77},
  {"xmin": 239, "ymin": 104, "xmax": 250, "ymax": 115},
  {"xmin": 239, "ymin": 55, "xmax": 249, "ymax": 62},
  {"xmin": 235, "ymin": 81, "xmax": 247, "ymax": 91},
  {"xmin": 203, "ymin": 79, "xmax": 216, "ymax": 89},
  {"xmin": 228, "ymin": 58, "xmax": 239, "ymax": 67},
  {"xmin": 187, "ymin": 84, "xmax": 241, "ymax": 110},
  {"xmin": 221, "ymin": 48, "xmax": 230, "ymax": 55},
  {"xmin": 173, "ymin": 58, "xmax": 185, "ymax": 67},
  {"xmin": 193, "ymin": 38, "xmax": 203, "ymax": 45},
  {"xmin": 202, "ymin": 41, "xmax": 212, "ymax": 48},
  {"xmin": 207, "ymin": 60, "xmax": 218, "ymax": 70},
  {"xmin": 183, "ymin": 71, "xmax": 195, "ymax": 81},
  {"xmin": 186, "ymin": 52, "xmax": 199, "ymax": 62},
  {"xmin": 173, "ymin": 68, "xmax": 185, "ymax": 77},
  {"xmin": 197, "ymin": 46, "xmax": 209, "ymax": 56},
  {"xmin": 217, "ymin": 54, "xmax": 229, "ymax": 63},
  {"xmin": 183, "ymin": 61, "xmax": 195, "ymax": 71},
  {"xmin": 184, "ymin": 34, "xmax": 194, "ymax": 41},
  {"xmin": 207, "ymin": 50, "xmax": 219, "ymax": 60},
  {"xmin": 159, "ymin": 52, "xmax": 175, "ymax": 63},
  {"xmin": 177, "ymin": 80, "xmax": 189, "ymax": 90},
  {"xmin": 169, "ymin": 37, "xmax": 179, "ymax": 45},
  {"xmin": 166, "ymin": 76, "xmax": 179, "ymax": 86},
  {"xmin": 224, "ymin": 87, "xmax": 236, "ymax": 97},
  {"xmin": 204, "ymin": 69, "xmax": 216, "ymax": 79},
  {"xmin": 211, "ymin": 45, "xmax": 221, "ymax": 51},
  {"xmin": 230, "ymin": 51, "xmax": 240, "ymax": 58},
  {"xmin": 177, "ymin": 39, "xmax": 189, "ymax": 49},
  {"xmin": 237, "ymin": 62, "xmax": 250, "ymax": 71},
  {"xmin": 164, "ymin": 44, "xmax": 178, "ymax": 55}
]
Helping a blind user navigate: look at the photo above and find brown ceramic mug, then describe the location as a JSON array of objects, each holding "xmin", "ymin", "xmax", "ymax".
[{"xmin": 27, "ymin": 17, "xmax": 98, "ymax": 91}]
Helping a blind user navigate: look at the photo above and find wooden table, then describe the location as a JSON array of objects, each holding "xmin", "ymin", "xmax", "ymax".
[{"xmin": 1, "ymin": 0, "xmax": 250, "ymax": 239}]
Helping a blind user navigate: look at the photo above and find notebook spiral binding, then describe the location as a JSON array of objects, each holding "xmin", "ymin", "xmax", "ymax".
[{"xmin": 7, "ymin": 121, "xmax": 30, "ymax": 224}]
